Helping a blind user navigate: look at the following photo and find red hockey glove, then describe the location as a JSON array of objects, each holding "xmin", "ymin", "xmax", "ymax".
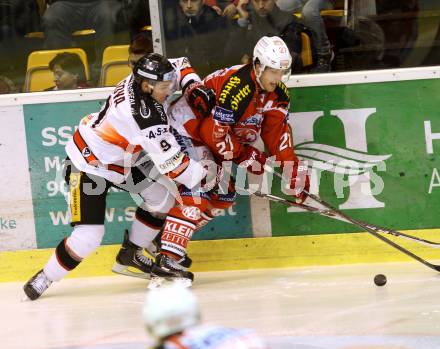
[
  {"xmin": 184, "ymin": 81, "xmax": 216, "ymax": 118},
  {"xmin": 285, "ymin": 161, "xmax": 310, "ymax": 204},
  {"xmin": 234, "ymin": 146, "xmax": 267, "ymax": 175}
]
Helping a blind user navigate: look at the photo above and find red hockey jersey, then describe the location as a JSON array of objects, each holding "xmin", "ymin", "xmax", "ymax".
[{"xmin": 197, "ymin": 63, "xmax": 298, "ymax": 165}]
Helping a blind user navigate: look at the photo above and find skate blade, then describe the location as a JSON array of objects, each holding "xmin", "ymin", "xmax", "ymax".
[
  {"xmin": 148, "ymin": 276, "xmax": 192, "ymax": 289},
  {"xmin": 111, "ymin": 263, "xmax": 151, "ymax": 280}
]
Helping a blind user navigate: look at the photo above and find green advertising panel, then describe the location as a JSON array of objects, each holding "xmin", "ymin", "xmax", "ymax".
[
  {"xmin": 270, "ymin": 79, "xmax": 440, "ymax": 236},
  {"xmin": 23, "ymin": 101, "xmax": 251, "ymax": 248},
  {"xmin": 20, "ymin": 78, "xmax": 440, "ymax": 246}
]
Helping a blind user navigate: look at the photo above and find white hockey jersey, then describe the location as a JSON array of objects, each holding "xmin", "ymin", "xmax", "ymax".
[
  {"xmin": 167, "ymin": 96, "xmax": 214, "ymax": 163},
  {"xmin": 65, "ymin": 57, "xmax": 206, "ymax": 188},
  {"xmin": 156, "ymin": 325, "xmax": 268, "ymax": 349}
]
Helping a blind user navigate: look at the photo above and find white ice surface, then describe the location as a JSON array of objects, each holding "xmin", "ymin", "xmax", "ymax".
[{"xmin": 2, "ymin": 261, "xmax": 440, "ymax": 349}]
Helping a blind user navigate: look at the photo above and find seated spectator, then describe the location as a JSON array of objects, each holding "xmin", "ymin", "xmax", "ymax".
[
  {"xmin": 128, "ymin": 31, "xmax": 153, "ymax": 68},
  {"xmin": 127, "ymin": 0, "xmax": 151, "ymax": 40},
  {"xmin": 162, "ymin": 0, "xmax": 232, "ymax": 77},
  {"xmin": 42, "ymin": 0, "xmax": 123, "ymax": 80},
  {"xmin": 226, "ymin": 0, "xmax": 295, "ymax": 64},
  {"xmin": 235, "ymin": 0, "xmax": 294, "ymax": 31},
  {"xmin": 276, "ymin": 0, "xmax": 335, "ymax": 72},
  {"xmin": 46, "ymin": 52, "xmax": 88, "ymax": 90},
  {"xmin": 0, "ymin": 75, "xmax": 17, "ymax": 94}
]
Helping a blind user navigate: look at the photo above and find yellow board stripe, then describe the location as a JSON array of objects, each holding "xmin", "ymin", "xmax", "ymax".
[
  {"xmin": 1, "ymin": 228, "xmax": 440, "ymax": 282},
  {"xmin": 69, "ymin": 172, "xmax": 82, "ymax": 223}
]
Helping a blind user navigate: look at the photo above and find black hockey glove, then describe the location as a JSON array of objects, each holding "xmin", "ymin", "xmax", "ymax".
[{"xmin": 184, "ymin": 81, "xmax": 216, "ymax": 118}]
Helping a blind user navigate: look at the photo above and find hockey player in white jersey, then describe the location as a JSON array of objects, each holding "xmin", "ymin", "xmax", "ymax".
[
  {"xmin": 23, "ymin": 53, "xmax": 215, "ymax": 300},
  {"xmin": 143, "ymin": 284, "xmax": 268, "ymax": 349},
  {"xmin": 106, "ymin": 85, "xmax": 226, "ymax": 288}
]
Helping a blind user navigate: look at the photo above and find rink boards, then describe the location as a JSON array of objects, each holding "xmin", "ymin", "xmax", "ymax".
[{"xmin": 0, "ymin": 67, "xmax": 440, "ymax": 280}]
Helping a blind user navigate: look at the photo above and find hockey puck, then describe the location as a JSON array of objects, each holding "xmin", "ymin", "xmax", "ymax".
[{"xmin": 374, "ymin": 274, "xmax": 387, "ymax": 286}]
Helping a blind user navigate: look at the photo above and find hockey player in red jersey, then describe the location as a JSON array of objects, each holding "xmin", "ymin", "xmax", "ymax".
[
  {"xmin": 23, "ymin": 53, "xmax": 215, "ymax": 300},
  {"xmin": 199, "ymin": 35, "xmax": 308, "ymax": 187},
  {"xmin": 143, "ymin": 284, "xmax": 268, "ymax": 349},
  {"xmin": 148, "ymin": 36, "xmax": 310, "ymax": 287}
]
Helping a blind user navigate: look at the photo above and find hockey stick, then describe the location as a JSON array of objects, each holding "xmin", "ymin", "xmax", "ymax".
[
  {"xmin": 304, "ymin": 190, "xmax": 440, "ymax": 272},
  {"xmin": 256, "ymin": 192, "xmax": 440, "ymax": 248},
  {"xmin": 266, "ymin": 171, "xmax": 440, "ymax": 272}
]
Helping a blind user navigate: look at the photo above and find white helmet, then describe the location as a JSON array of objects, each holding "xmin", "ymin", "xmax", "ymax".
[
  {"xmin": 143, "ymin": 284, "xmax": 200, "ymax": 339},
  {"xmin": 253, "ymin": 36, "xmax": 292, "ymax": 83}
]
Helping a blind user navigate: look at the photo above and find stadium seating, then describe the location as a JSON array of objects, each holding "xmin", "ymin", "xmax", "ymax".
[
  {"xmin": 99, "ymin": 45, "xmax": 130, "ymax": 87},
  {"xmin": 24, "ymin": 48, "xmax": 89, "ymax": 92},
  {"xmin": 300, "ymin": 32, "xmax": 313, "ymax": 67}
]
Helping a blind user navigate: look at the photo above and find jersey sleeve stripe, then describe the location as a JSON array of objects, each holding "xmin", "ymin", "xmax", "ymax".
[
  {"xmin": 73, "ymin": 130, "xmax": 127, "ymax": 175},
  {"xmin": 181, "ymin": 71, "xmax": 200, "ymax": 91},
  {"xmin": 165, "ymin": 154, "xmax": 190, "ymax": 179},
  {"xmin": 95, "ymin": 122, "xmax": 142, "ymax": 153}
]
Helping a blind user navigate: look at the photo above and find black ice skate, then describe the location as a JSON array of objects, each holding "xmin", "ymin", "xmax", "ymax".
[
  {"xmin": 148, "ymin": 253, "xmax": 194, "ymax": 289},
  {"xmin": 23, "ymin": 269, "xmax": 52, "ymax": 301},
  {"xmin": 112, "ymin": 230, "xmax": 154, "ymax": 279},
  {"xmin": 147, "ymin": 231, "xmax": 192, "ymax": 268}
]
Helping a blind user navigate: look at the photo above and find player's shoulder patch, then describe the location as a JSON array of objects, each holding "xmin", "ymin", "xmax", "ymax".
[
  {"xmin": 180, "ymin": 57, "xmax": 191, "ymax": 69},
  {"xmin": 132, "ymin": 94, "xmax": 167, "ymax": 130},
  {"xmin": 217, "ymin": 64, "xmax": 255, "ymax": 122},
  {"xmin": 213, "ymin": 105, "xmax": 235, "ymax": 124},
  {"xmin": 274, "ymin": 82, "xmax": 290, "ymax": 104},
  {"xmin": 170, "ymin": 56, "xmax": 192, "ymax": 71}
]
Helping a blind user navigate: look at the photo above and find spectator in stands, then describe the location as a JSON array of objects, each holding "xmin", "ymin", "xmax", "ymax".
[
  {"xmin": 235, "ymin": 0, "xmax": 294, "ymax": 32},
  {"xmin": 46, "ymin": 52, "xmax": 88, "ymax": 90},
  {"xmin": 128, "ymin": 31, "xmax": 153, "ymax": 69},
  {"xmin": 226, "ymin": 0, "xmax": 295, "ymax": 64},
  {"xmin": 222, "ymin": 1, "xmax": 239, "ymax": 17},
  {"xmin": 276, "ymin": 0, "xmax": 335, "ymax": 72},
  {"xmin": 41, "ymin": 0, "xmax": 123, "ymax": 80},
  {"xmin": 162, "ymin": 0, "xmax": 232, "ymax": 77},
  {"xmin": 127, "ymin": 0, "xmax": 151, "ymax": 40},
  {"xmin": 0, "ymin": 75, "xmax": 17, "ymax": 94},
  {"xmin": 205, "ymin": 0, "xmax": 239, "ymax": 18}
]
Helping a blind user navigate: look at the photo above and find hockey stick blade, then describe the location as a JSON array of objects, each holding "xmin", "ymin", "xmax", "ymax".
[
  {"xmin": 304, "ymin": 190, "xmax": 440, "ymax": 272},
  {"xmin": 257, "ymin": 192, "xmax": 440, "ymax": 248},
  {"xmin": 257, "ymin": 191, "xmax": 440, "ymax": 272},
  {"xmin": 260, "ymin": 168, "xmax": 440, "ymax": 247}
]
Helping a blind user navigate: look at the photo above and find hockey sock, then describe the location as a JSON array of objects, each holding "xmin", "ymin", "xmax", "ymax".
[
  {"xmin": 161, "ymin": 206, "xmax": 199, "ymax": 261},
  {"xmin": 44, "ymin": 225, "xmax": 104, "ymax": 281}
]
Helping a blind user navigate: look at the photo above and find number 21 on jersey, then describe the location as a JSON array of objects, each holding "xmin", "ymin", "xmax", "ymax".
[
  {"xmin": 279, "ymin": 132, "xmax": 292, "ymax": 151},
  {"xmin": 216, "ymin": 134, "xmax": 234, "ymax": 160}
]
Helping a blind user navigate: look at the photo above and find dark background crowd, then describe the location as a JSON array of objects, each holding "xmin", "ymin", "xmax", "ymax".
[{"xmin": 0, "ymin": 0, "xmax": 439, "ymax": 94}]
